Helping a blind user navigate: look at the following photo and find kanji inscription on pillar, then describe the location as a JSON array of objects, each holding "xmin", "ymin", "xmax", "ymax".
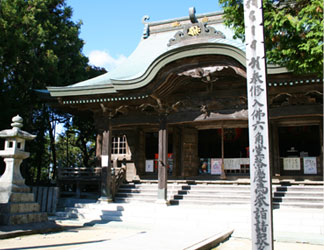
[{"xmin": 243, "ymin": 1, "xmax": 274, "ymax": 250}]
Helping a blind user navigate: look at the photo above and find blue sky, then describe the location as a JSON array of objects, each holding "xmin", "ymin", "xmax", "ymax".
[{"xmin": 66, "ymin": 0, "xmax": 222, "ymax": 71}]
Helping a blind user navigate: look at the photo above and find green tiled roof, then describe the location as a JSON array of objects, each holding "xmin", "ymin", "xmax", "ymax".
[{"xmin": 47, "ymin": 10, "xmax": 287, "ymax": 98}]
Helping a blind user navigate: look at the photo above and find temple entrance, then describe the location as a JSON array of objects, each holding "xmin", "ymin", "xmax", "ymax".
[
  {"xmin": 198, "ymin": 128, "xmax": 249, "ymax": 176},
  {"xmin": 144, "ymin": 132, "xmax": 173, "ymax": 175},
  {"xmin": 278, "ymin": 125, "xmax": 322, "ymax": 176}
]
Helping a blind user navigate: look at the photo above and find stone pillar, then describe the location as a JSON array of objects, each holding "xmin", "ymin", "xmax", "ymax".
[{"xmin": 157, "ymin": 114, "xmax": 168, "ymax": 204}]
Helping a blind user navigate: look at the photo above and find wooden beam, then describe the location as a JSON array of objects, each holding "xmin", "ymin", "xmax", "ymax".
[{"xmin": 269, "ymin": 105, "xmax": 323, "ymax": 118}]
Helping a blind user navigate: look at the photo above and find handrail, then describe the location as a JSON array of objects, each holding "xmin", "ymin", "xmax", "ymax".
[
  {"xmin": 58, "ymin": 167, "xmax": 101, "ymax": 179},
  {"xmin": 57, "ymin": 164, "xmax": 126, "ymax": 199},
  {"xmin": 112, "ymin": 166, "xmax": 126, "ymax": 200}
]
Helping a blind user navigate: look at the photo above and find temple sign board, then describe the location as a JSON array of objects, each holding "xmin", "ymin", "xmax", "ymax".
[{"xmin": 243, "ymin": 1, "xmax": 274, "ymax": 249}]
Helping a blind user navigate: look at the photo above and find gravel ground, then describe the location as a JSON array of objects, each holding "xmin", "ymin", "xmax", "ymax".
[
  {"xmin": 1, "ymin": 225, "xmax": 324, "ymax": 250},
  {"xmin": 214, "ymin": 237, "xmax": 324, "ymax": 250},
  {"xmin": 0, "ymin": 224, "xmax": 143, "ymax": 250}
]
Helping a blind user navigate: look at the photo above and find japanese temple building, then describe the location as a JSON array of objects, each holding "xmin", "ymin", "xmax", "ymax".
[{"xmin": 46, "ymin": 9, "xmax": 323, "ymax": 200}]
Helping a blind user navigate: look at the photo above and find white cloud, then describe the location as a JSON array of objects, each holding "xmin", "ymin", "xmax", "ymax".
[{"xmin": 88, "ymin": 50, "xmax": 127, "ymax": 71}]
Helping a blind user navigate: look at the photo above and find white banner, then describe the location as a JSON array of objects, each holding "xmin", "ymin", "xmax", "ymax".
[
  {"xmin": 283, "ymin": 158, "xmax": 301, "ymax": 170},
  {"xmin": 211, "ymin": 158, "xmax": 222, "ymax": 175},
  {"xmin": 224, "ymin": 158, "xmax": 250, "ymax": 170},
  {"xmin": 145, "ymin": 160, "xmax": 154, "ymax": 173},
  {"xmin": 303, "ymin": 157, "xmax": 317, "ymax": 174},
  {"xmin": 101, "ymin": 155, "xmax": 109, "ymax": 167}
]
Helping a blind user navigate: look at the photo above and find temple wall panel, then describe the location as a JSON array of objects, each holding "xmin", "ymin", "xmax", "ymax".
[{"xmin": 181, "ymin": 127, "xmax": 199, "ymax": 177}]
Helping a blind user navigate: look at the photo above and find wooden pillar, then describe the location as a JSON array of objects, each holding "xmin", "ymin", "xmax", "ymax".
[
  {"xmin": 100, "ymin": 116, "xmax": 113, "ymax": 202},
  {"xmin": 319, "ymin": 120, "xmax": 323, "ymax": 177},
  {"xmin": 172, "ymin": 126, "xmax": 182, "ymax": 177},
  {"xmin": 157, "ymin": 114, "xmax": 168, "ymax": 204},
  {"xmin": 137, "ymin": 128, "xmax": 146, "ymax": 175},
  {"xmin": 96, "ymin": 132, "xmax": 103, "ymax": 165},
  {"xmin": 95, "ymin": 129, "xmax": 103, "ymax": 198},
  {"xmin": 270, "ymin": 122, "xmax": 280, "ymax": 177},
  {"xmin": 94, "ymin": 112, "xmax": 113, "ymax": 202},
  {"xmin": 221, "ymin": 127, "xmax": 226, "ymax": 179}
]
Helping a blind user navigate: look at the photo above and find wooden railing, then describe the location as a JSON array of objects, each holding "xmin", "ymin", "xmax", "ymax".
[
  {"xmin": 112, "ymin": 166, "xmax": 126, "ymax": 199},
  {"xmin": 58, "ymin": 165, "xmax": 127, "ymax": 199},
  {"xmin": 58, "ymin": 167, "xmax": 101, "ymax": 198}
]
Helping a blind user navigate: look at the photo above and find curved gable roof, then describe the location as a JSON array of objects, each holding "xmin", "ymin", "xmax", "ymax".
[{"xmin": 47, "ymin": 10, "xmax": 285, "ymax": 97}]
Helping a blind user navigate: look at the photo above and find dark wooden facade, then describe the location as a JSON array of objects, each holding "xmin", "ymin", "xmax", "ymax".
[{"xmin": 56, "ymin": 54, "xmax": 323, "ymax": 180}]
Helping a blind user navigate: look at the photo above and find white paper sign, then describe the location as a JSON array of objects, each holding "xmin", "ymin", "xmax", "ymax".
[
  {"xmin": 101, "ymin": 155, "xmax": 109, "ymax": 167},
  {"xmin": 224, "ymin": 158, "xmax": 249, "ymax": 170},
  {"xmin": 224, "ymin": 159, "xmax": 240, "ymax": 170},
  {"xmin": 145, "ymin": 160, "xmax": 154, "ymax": 173},
  {"xmin": 283, "ymin": 158, "xmax": 301, "ymax": 170},
  {"xmin": 211, "ymin": 158, "xmax": 222, "ymax": 175},
  {"xmin": 303, "ymin": 157, "xmax": 317, "ymax": 174}
]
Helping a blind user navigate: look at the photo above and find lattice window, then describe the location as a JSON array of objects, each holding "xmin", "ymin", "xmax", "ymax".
[{"xmin": 112, "ymin": 135, "xmax": 128, "ymax": 155}]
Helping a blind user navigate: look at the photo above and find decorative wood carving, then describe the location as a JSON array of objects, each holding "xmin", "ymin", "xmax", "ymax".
[
  {"xmin": 270, "ymin": 93, "xmax": 292, "ymax": 107},
  {"xmin": 270, "ymin": 90, "xmax": 323, "ymax": 107},
  {"xmin": 167, "ymin": 22, "xmax": 225, "ymax": 47},
  {"xmin": 177, "ymin": 65, "xmax": 246, "ymax": 81},
  {"xmin": 99, "ymin": 103, "xmax": 129, "ymax": 118}
]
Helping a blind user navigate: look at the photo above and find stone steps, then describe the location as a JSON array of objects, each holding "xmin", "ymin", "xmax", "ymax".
[
  {"xmin": 53, "ymin": 181, "xmax": 323, "ymax": 222},
  {"xmin": 1, "ymin": 191, "xmax": 48, "ymax": 225},
  {"xmin": 54, "ymin": 203, "xmax": 125, "ymax": 222},
  {"xmin": 8, "ymin": 202, "xmax": 40, "ymax": 213},
  {"xmin": 9, "ymin": 192, "xmax": 35, "ymax": 203},
  {"xmin": 273, "ymin": 190, "xmax": 323, "ymax": 197},
  {"xmin": 115, "ymin": 181, "xmax": 324, "ymax": 209},
  {"xmin": 7, "ymin": 212, "xmax": 48, "ymax": 225},
  {"xmin": 11, "ymin": 186, "xmax": 31, "ymax": 193}
]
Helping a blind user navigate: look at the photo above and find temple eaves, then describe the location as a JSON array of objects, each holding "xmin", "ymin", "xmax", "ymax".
[{"xmin": 46, "ymin": 8, "xmax": 288, "ymax": 98}]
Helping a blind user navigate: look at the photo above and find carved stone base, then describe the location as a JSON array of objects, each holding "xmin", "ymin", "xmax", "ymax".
[{"xmin": 0, "ymin": 189, "xmax": 48, "ymax": 226}]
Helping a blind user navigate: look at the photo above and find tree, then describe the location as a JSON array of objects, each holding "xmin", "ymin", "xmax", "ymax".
[
  {"xmin": 0, "ymin": 0, "xmax": 105, "ymax": 184},
  {"xmin": 0, "ymin": 0, "xmax": 88, "ymax": 129},
  {"xmin": 219, "ymin": 0, "xmax": 323, "ymax": 75}
]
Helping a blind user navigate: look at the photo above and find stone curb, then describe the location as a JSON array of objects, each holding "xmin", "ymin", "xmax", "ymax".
[
  {"xmin": 0, "ymin": 221, "xmax": 63, "ymax": 239},
  {"xmin": 184, "ymin": 229, "xmax": 234, "ymax": 250}
]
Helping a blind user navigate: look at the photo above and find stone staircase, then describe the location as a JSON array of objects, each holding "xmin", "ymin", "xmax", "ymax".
[
  {"xmin": 52, "ymin": 181, "xmax": 323, "ymax": 223},
  {"xmin": 0, "ymin": 186, "xmax": 48, "ymax": 225},
  {"xmin": 116, "ymin": 182, "xmax": 252, "ymax": 206},
  {"xmin": 115, "ymin": 181, "xmax": 324, "ymax": 209},
  {"xmin": 272, "ymin": 184, "xmax": 324, "ymax": 209}
]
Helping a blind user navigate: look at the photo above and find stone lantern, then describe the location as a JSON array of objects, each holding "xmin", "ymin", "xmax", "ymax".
[
  {"xmin": 0, "ymin": 115, "xmax": 35, "ymax": 195},
  {"xmin": 0, "ymin": 115, "xmax": 47, "ymax": 225}
]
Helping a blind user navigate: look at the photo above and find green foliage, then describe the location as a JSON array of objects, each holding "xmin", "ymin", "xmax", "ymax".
[
  {"xmin": 0, "ymin": 0, "xmax": 88, "ymax": 129},
  {"xmin": 0, "ymin": 0, "xmax": 106, "ymax": 185},
  {"xmin": 219, "ymin": 0, "xmax": 323, "ymax": 75},
  {"xmin": 56, "ymin": 115, "xmax": 96, "ymax": 170}
]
